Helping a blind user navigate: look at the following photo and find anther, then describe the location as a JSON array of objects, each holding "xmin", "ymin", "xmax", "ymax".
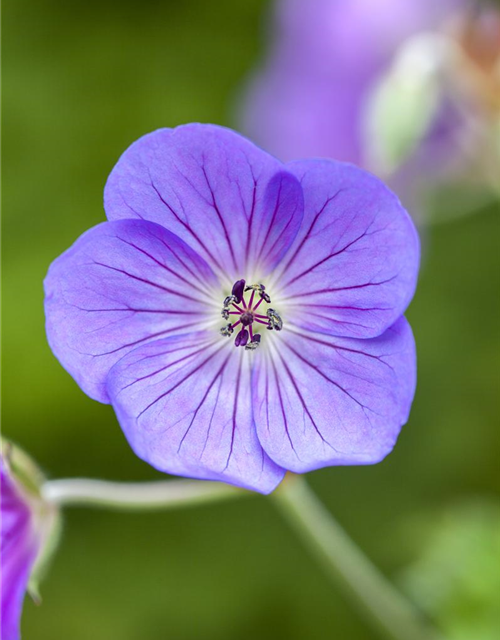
[
  {"xmin": 221, "ymin": 308, "xmax": 230, "ymax": 320},
  {"xmin": 266, "ymin": 308, "xmax": 283, "ymax": 331},
  {"xmin": 231, "ymin": 279, "xmax": 246, "ymax": 304},
  {"xmin": 223, "ymin": 295, "xmax": 236, "ymax": 308},
  {"xmin": 220, "ymin": 323, "xmax": 234, "ymax": 337},
  {"xmin": 245, "ymin": 283, "xmax": 271, "ymax": 304},
  {"xmin": 245, "ymin": 334, "xmax": 261, "ymax": 351},
  {"xmin": 235, "ymin": 328, "xmax": 249, "ymax": 347},
  {"xmin": 244, "ymin": 283, "xmax": 264, "ymax": 292}
]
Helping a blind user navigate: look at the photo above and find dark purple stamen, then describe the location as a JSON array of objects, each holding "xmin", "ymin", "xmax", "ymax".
[
  {"xmin": 231, "ymin": 279, "xmax": 245, "ymax": 304},
  {"xmin": 244, "ymin": 333, "xmax": 261, "ymax": 351},
  {"xmin": 235, "ymin": 328, "xmax": 249, "ymax": 347},
  {"xmin": 220, "ymin": 280, "xmax": 283, "ymax": 350}
]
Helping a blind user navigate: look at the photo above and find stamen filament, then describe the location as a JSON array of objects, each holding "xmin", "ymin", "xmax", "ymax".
[
  {"xmin": 253, "ymin": 298, "xmax": 264, "ymax": 311},
  {"xmin": 248, "ymin": 289, "xmax": 255, "ymax": 308}
]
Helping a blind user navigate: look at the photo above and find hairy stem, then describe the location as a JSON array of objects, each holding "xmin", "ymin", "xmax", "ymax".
[
  {"xmin": 42, "ymin": 477, "xmax": 244, "ymax": 511},
  {"xmin": 272, "ymin": 475, "xmax": 443, "ymax": 640}
]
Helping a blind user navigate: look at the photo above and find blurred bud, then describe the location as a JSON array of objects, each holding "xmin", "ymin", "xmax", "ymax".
[
  {"xmin": 364, "ymin": 32, "xmax": 451, "ymax": 175},
  {"xmin": 365, "ymin": 5, "xmax": 500, "ymax": 194},
  {"xmin": 1, "ymin": 440, "xmax": 60, "ymax": 640}
]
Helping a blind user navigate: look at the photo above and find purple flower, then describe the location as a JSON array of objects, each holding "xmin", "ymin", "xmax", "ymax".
[
  {"xmin": 44, "ymin": 124, "xmax": 419, "ymax": 494},
  {"xmin": 240, "ymin": 0, "xmax": 463, "ymax": 166},
  {"xmin": 240, "ymin": 0, "xmax": 500, "ymax": 205},
  {"xmin": 1, "ymin": 446, "xmax": 57, "ymax": 640}
]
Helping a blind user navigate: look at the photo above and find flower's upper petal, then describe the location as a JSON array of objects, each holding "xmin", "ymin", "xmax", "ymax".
[
  {"xmin": 1, "ymin": 462, "xmax": 39, "ymax": 640},
  {"xmin": 252, "ymin": 317, "xmax": 416, "ymax": 473},
  {"xmin": 106, "ymin": 332, "xmax": 286, "ymax": 494},
  {"xmin": 44, "ymin": 219, "xmax": 218, "ymax": 403},
  {"xmin": 104, "ymin": 124, "xmax": 304, "ymax": 283},
  {"xmin": 273, "ymin": 159, "xmax": 419, "ymax": 338}
]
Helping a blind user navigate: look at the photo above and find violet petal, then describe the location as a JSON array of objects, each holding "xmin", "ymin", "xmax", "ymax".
[
  {"xmin": 252, "ymin": 317, "xmax": 416, "ymax": 472},
  {"xmin": 44, "ymin": 219, "xmax": 217, "ymax": 403},
  {"xmin": 274, "ymin": 159, "xmax": 419, "ymax": 339},
  {"xmin": 104, "ymin": 124, "xmax": 304, "ymax": 281},
  {"xmin": 106, "ymin": 332, "xmax": 286, "ymax": 494}
]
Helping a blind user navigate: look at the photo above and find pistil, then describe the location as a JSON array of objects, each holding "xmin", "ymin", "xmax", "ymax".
[{"xmin": 219, "ymin": 279, "xmax": 283, "ymax": 350}]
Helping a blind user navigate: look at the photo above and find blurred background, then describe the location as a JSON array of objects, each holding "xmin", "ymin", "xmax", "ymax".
[{"xmin": 2, "ymin": 0, "xmax": 499, "ymax": 639}]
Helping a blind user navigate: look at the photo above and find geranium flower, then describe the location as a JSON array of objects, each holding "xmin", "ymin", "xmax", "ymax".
[
  {"xmin": 44, "ymin": 124, "xmax": 418, "ymax": 493},
  {"xmin": 1, "ymin": 444, "xmax": 58, "ymax": 640}
]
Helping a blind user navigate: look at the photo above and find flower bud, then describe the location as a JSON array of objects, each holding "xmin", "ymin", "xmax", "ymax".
[{"xmin": 1, "ymin": 440, "xmax": 60, "ymax": 640}]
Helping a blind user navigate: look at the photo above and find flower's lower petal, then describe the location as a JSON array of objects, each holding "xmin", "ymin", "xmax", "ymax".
[
  {"xmin": 104, "ymin": 124, "xmax": 303, "ymax": 283},
  {"xmin": 1, "ymin": 464, "xmax": 39, "ymax": 640},
  {"xmin": 44, "ymin": 219, "xmax": 218, "ymax": 403},
  {"xmin": 106, "ymin": 332, "xmax": 286, "ymax": 494},
  {"xmin": 273, "ymin": 159, "xmax": 419, "ymax": 338},
  {"xmin": 252, "ymin": 317, "xmax": 416, "ymax": 473}
]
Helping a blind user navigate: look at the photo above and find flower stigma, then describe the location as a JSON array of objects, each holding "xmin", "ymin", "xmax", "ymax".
[{"xmin": 219, "ymin": 279, "xmax": 283, "ymax": 350}]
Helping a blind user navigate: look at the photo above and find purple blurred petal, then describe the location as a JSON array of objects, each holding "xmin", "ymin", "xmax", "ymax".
[
  {"xmin": 104, "ymin": 124, "xmax": 303, "ymax": 282},
  {"xmin": 1, "ymin": 462, "xmax": 39, "ymax": 640},
  {"xmin": 45, "ymin": 219, "xmax": 218, "ymax": 403},
  {"xmin": 106, "ymin": 332, "xmax": 286, "ymax": 493},
  {"xmin": 273, "ymin": 159, "xmax": 419, "ymax": 338},
  {"xmin": 241, "ymin": 0, "xmax": 464, "ymax": 164},
  {"xmin": 253, "ymin": 317, "xmax": 416, "ymax": 472}
]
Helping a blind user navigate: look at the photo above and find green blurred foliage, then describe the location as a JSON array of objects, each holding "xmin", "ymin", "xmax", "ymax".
[
  {"xmin": 401, "ymin": 500, "xmax": 500, "ymax": 640},
  {"xmin": 2, "ymin": 1, "xmax": 500, "ymax": 639}
]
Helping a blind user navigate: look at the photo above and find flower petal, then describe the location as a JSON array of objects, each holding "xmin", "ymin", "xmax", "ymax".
[
  {"xmin": 106, "ymin": 332, "xmax": 286, "ymax": 494},
  {"xmin": 0, "ymin": 543, "xmax": 34, "ymax": 640},
  {"xmin": 1, "ymin": 462, "xmax": 39, "ymax": 640},
  {"xmin": 104, "ymin": 124, "xmax": 304, "ymax": 282},
  {"xmin": 252, "ymin": 317, "xmax": 416, "ymax": 473},
  {"xmin": 44, "ymin": 219, "xmax": 218, "ymax": 403},
  {"xmin": 272, "ymin": 159, "xmax": 419, "ymax": 338}
]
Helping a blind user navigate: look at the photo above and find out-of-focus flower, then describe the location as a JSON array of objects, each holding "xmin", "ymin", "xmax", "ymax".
[
  {"xmin": 240, "ymin": 0, "xmax": 500, "ymax": 214},
  {"xmin": 45, "ymin": 124, "xmax": 418, "ymax": 494},
  {"xmin": 1, "ymin": 442, "xmax": 59, "ymax": 640}
]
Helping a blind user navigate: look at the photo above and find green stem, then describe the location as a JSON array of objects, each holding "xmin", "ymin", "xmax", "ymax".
[
  {"xmin": 272, "ymin": 475, "xmax": 443, "ymax": 640},
  {"xmin": 42, "ymin": 477, "xmax": 244, "ymax": 511},
  {"xmin": 43, "ymin": 474, "xmax": 443, "ymax": 640}
]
